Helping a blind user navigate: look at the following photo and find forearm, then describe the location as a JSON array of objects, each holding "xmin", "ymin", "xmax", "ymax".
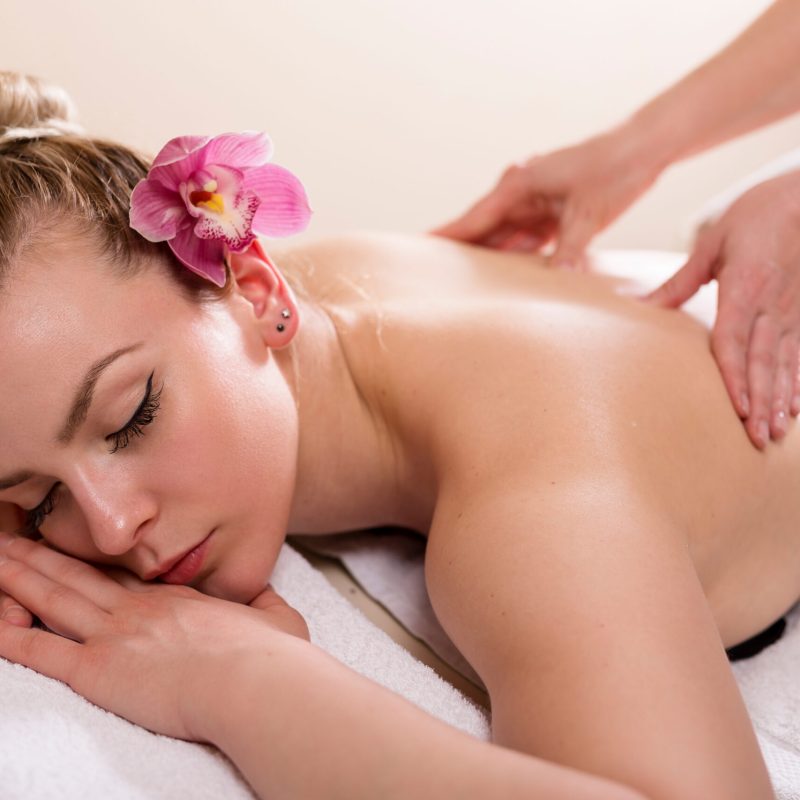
[
  {"xmin": 621, "ymin": 0, "xmax": 800, "ymax": 170},
  {"xmin": 192, "ymin": 636, "xmax": 645, "ymax": 800}
]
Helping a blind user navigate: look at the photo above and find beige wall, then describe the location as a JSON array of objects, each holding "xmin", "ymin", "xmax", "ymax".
[{"xmin": 3, "ymin": 0, "xmax": 799, "ymax": 252}]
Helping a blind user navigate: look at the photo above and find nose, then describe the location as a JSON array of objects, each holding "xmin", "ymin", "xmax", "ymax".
[{"xmin": 68, "ymin": 463, "xmax": 158, "ymax": 556}]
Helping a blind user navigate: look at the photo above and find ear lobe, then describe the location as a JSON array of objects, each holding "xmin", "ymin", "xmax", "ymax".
[{"xmin": 229, "ymin": 239, "xmax": 299, "ymax": 348}]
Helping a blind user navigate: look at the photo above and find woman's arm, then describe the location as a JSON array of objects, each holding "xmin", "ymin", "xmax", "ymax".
[
  {"xmin": 191, "ymin": 635, "xmax": 646, "ymax": 800},
  {"xmin": 424, "ymin": 476, "xmax": 776, "ymax": 800},
  {"xmin": 0, "ymin": 534, "xmax": 644, "ymax": 800},
  {"xmin": 627, "ymin": 0, "xmax": 800, "ymax": 168}
]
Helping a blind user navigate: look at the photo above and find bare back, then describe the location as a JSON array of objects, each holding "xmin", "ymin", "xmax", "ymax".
[{"xmin": 278, "ymin": 231, "xmax": 800, "ymax": 648}]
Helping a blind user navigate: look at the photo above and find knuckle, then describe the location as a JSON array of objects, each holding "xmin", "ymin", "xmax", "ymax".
[
  {"xmin": 47, "ymin": 584, "xmax": 74, "ymax": 606},
  {"xmin": 751, "ymin": 347, "xmax": 777, "ymax": 371}
]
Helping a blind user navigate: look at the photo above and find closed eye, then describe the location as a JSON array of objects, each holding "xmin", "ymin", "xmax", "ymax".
[
  {"xmin": 17, "ymin": 371, "xmax": 162, "ymax": 537},
  {"xmin": 107, "ymin": 370, "xmax": 161, "ymax": 454}
]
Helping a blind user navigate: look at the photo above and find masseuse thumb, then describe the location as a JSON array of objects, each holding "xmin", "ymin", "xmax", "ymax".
[
  {"xmin": 551, "ymin": 204, "xmax": 595, "ymax": 270},
  {"xmin": 431, "ymin": 190, "xmax": 508, "ymax": 243},
  {"xmin": 641, "ymin": 248, "xmax": 713, "ymax": 308}
]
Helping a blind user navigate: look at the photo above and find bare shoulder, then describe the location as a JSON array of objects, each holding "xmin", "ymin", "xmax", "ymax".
[{"xmin": 424, "ymin": 476, "xmax": 774, "ymax": 799}]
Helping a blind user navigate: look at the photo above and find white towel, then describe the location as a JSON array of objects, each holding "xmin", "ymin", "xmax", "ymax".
[
  {"xmin": 2, "ymin": 250, "xmax": 799, "ymax": 798},
  {"xmin": 0, "ymin": 543, "xmax": 488, "ymax": 800}
]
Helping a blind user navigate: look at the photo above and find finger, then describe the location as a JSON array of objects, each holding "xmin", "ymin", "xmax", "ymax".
[
  {"xmin": 710, "ymin": 278, "xmax": 757, "ymax": 419},
  {"xmin": 496, "ymin": 231, "xmax": 542, "ymax": 252},
  {"xmin": 550, "ymin": 201, "xmax": 598, "ymax": 269},
  {"xmin": 0, "ymin": 552, "xmax": 109, "ymax": 642},
  {"xmin": 792, "ymin": 356, "xmax": 800, "ymax": 417},
  {"xmin": 744, "ymin": 313, "xmax": 781, "ymax": 449},
  {"xmin": 0, "ymin": 616, "xmax": 81, "ymax": 684},
  {"xmin": 0, "ymin": 593, "xmax": 33, "ymax": 627},
  {"xmin": 249, "ymin": 585, "xmax": 310, "ymax": 641},
  {"xmin": 483, "ymin": 221, "xmax": 525, "ymax": 250},
  {"xmin": 500, "ymin": 216, "xmax": 560, "ymax": 253},
  {"xmin": 0, "ymin": 536, "xmax": 123, "ymax": 606},
  {"xmin": 771, "ymin": 333, "xmax": 797, "ymax": 438},
  {"xmin": 641, "ymin": 238, "xmax": 717, "ymax": 309},
  {"xmin": 431, "ymin": 187, "xmax": 513, "ymax": 243}
]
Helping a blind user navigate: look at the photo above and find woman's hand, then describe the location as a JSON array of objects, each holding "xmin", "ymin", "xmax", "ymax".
[
  {"xmin": 0, "ymin": 504, "xmax": 34, "ymax": 628},
  {"xmin": 641, "ymin": 170, "xmax": 800, "ymax": 449},
  {"xmin": 431, "ymin": 126, "xmax": 665, "ymax": 269},
  {"xmin": 0, "ymin": 531, "xmax": 308, "ymax": 741}
]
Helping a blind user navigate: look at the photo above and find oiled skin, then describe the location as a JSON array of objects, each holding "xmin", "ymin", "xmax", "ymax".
[
  {"xmin": 272, "ymin": 231, "xmax": 789, "ymax": 798},
  {"xmin": 278, "ymin": 231, "xmax": 799, "ymax": 650}
]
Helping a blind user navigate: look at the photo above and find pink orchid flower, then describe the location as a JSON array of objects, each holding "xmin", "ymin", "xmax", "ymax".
[{"xmin": 129, "ymin": 131, "xmax": 311, "ymax": 286}]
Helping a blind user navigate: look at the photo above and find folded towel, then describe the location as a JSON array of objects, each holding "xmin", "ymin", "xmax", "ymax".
[{"xmin": 0, "ymin": 543, "xmax": 488, "ymax": 800}]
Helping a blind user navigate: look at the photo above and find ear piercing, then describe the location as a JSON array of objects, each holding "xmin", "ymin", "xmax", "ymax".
[{"xmin": 276, "ymin": 308, "xmax": 291, "ymax": 333}]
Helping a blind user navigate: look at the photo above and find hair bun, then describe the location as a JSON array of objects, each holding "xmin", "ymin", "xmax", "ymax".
[{"xmin": 0, "ymin": 71, "xmax": 85, "ymax": 144}]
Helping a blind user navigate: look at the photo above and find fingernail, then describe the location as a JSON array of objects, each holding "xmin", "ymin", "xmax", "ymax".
[
  {"xmin": 0, "ymin": 532, "xmax": 13, "ymax": 546},
  {"xmin": 774, "ymin": 409, "xmax": 787, "ymax": 436},
  {"xmin": 1, "ymin": 606, "xmax": 26, "ymax": 622},
  {"xmin": 758, "ymin": 420, "xmax": 769, "ymax": 447},
  {"xmin": 740, "ymin": 393, "xmax": 750, "ymax": 418}
]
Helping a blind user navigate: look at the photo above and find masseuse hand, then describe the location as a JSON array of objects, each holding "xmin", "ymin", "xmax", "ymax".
[
  {"xmin": 0, "ymin": 532, "xmax": 309, "ymax": 741},
  {"xmin": 642, "ymin": 170, "xmax": 800, "ymax": 450},
  {"xmin": 431, "ymin": 127, "xmax": 663, "ymax": 269}
]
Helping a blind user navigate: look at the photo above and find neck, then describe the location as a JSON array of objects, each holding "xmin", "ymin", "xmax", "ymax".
[{"xmin": 277, "ymin": 299, "xmax": 432, "ymax": 536}]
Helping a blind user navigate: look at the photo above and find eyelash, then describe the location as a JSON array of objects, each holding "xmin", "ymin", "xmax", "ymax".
[{"xmin": 20, "ymin": 372, "xmax": 162, "ymax": 537}]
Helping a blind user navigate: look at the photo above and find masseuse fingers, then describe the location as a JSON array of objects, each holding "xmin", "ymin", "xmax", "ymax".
[
  {"xmin": 745, "ymin": 313, "xmax": 781, "ymax": 449},
  {"xmin": 792, "ymin": 358, "xmax": 800, "ymax": 417},
  {"xmin": 0, "ymin": 545, "xmax": 112, "ymax": 641},
  {"xmin": 431, "ymin": 185, "xmax": 509, "ymax": 243},
  {"xmin": 641, "ymin": 235, "xmax": 717, "ymax": 311},
  {"xmin": 711, "ymin": 270, "xmax": 757, "ymax": 422},
  {"xmin": 550, "ymin": 200, "xmax": 600, "ymax": 270},
  {"xmin": 771, "ymin": 333, "xmax": 797, "ymax": 437},
  {"xmin": 432, "ymin": 163, "xmax": 549, "ymax": 244}
]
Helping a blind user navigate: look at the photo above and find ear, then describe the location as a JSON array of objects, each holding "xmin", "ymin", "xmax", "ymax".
[{"xmin": 228, "ymin": 239, "xmax": 299, "ymax": 348}]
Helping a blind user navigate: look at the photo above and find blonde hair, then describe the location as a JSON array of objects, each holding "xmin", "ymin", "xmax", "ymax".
[{"xmin": 0, "ymin": 71, "xmax": 232, "ymax": 300}]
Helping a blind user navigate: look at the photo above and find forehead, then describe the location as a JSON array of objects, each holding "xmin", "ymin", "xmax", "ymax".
[{"xmin": 0, "ymin": 237, "xmax": 193, "ymax": 444}]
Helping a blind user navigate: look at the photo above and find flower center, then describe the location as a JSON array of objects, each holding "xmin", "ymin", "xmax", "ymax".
[{"xmin": 189, "ymin": 180, "xmax": 225, "ymax": 214}]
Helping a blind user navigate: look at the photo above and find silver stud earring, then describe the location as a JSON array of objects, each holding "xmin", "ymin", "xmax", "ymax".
[{"xmin": 276, "ymin": 308, "xmax": 291, "ymax": 333}]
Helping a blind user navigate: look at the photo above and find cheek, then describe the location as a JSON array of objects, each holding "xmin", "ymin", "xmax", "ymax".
[
  {"xmin": 170, "ymin": 355, "xmax": 298, "ymax": 519},
  {"xmin": 40, "ymin": 508, "xmax": 108, "ymax": 562}
]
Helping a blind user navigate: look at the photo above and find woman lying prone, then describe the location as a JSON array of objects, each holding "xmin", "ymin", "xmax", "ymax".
[{"xmin": 0, "ymin": 71, "xmax": 796, "ymax": 799}]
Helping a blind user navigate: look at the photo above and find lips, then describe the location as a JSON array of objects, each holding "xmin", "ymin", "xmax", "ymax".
[{"xmin": 147, "ymin": 531, "xmax": 214, "ymax": 585}]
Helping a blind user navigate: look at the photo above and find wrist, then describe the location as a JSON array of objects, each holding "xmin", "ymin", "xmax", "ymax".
[
  {"xmin": 180, "ymin": 633, "xmax": 306, "ymax": 746},
  {"xmin": 609, "ymin": 111, "xmax": 681, "ymax": 179}
]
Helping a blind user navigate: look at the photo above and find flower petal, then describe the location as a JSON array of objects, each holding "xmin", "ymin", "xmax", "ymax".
[
  {"xmin": 152, "ymin": 135, "xmax": 211, "ymax": 168},
  {"xmin": 244, "ymin": 163, "xmax": 312, "ymax": 237},
  {"xmin": 129, "ymin": 179, "xmax": 185, "ymax": 242},
  {"xmin": 168, "ymin": 226, "xmax": 227, "ymax": 286},
  {"xmin": 203, "ymin": 131, "xmax": 273, "ymax": 169},
  {"xmin": 148, "ymin": 136, "xmax": 213, "ymax": 192}
]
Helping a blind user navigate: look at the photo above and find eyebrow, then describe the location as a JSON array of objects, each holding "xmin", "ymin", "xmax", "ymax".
[{"xmin": 0, "ymin": 342, "xmax": 144, "ymax": 492}]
